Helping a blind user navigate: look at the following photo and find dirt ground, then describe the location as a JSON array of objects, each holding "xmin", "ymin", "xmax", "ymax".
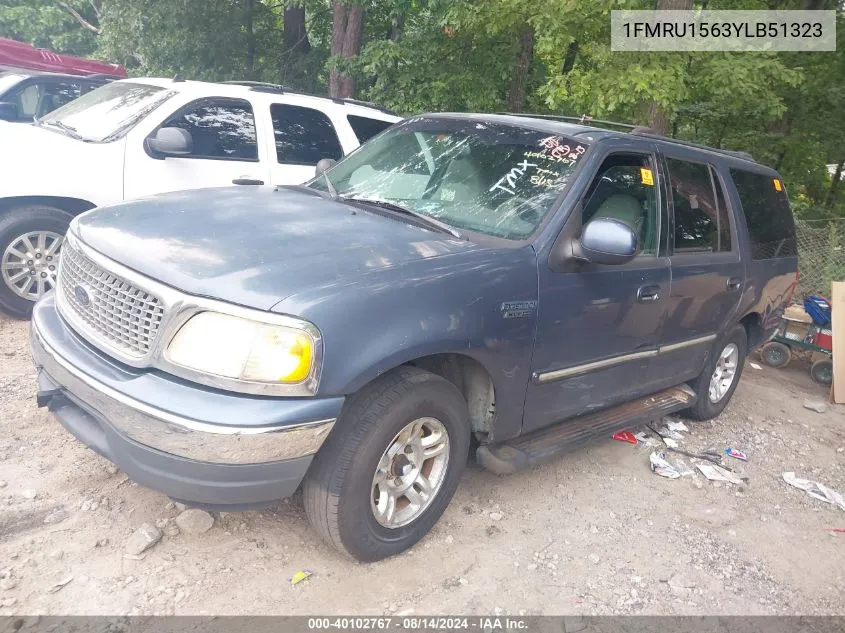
[{"xmin": 1, "ymin": 312, "xmax": 843, "ymax": 616}]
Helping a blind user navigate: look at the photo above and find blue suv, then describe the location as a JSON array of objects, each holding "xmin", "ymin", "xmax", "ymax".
[{"xmin": 30, "ymin": 113, "xmax": 799, "ymax": 561}]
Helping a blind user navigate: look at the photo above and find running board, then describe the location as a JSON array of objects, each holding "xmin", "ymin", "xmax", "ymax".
[{"xmin": 477, "ymin": 384, "xmax": 696, "ymax": 475}]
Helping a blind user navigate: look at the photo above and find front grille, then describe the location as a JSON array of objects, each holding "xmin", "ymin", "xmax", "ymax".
[{"xmin": 57, "ymin": 240, "xmax": 165, "ymax": 358}]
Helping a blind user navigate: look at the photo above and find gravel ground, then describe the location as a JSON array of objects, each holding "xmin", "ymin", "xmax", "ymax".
[{"xmin": 0, "ymin": 312, "xmax": 843, "ymax": 616}]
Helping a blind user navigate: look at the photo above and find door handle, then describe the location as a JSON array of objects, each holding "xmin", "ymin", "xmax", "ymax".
[
  {"xmin": 637, "ymin": 284, "xmax": 661, "ymax": 303},
  {"xmin": 727, "ymin": 277, "xmax": 742, "ymax": 291},
  {"xmin": 232, "ymin": 177, "xmax": 264, "ymax": 186}
]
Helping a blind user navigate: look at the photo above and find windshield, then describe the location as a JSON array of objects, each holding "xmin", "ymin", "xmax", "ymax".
[
  {"xmin": 0, "ymin": 72, "xmax": 26, "ymax": 95},
  {"xmin": 311, "ymin": 118, "xmax": 589, "ymax": 239},
  {"xmin": 38, "ymin": 81, "xmax": 175, "ymax": 142}
]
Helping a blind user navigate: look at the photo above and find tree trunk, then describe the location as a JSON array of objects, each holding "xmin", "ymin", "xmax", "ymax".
[
  {"xmin": 560, "ymin": 41, "xmax": 578, "ymax": 74},
  {"xmin": 329, "ymin": 1, "xmax": 348, "ymax": 97},
  {"xmin": 825, "ymin": 160, "xmax": 844, "ymax": 209},
  {"xmin": 390, "ymin": 13, "xmax": 405, "ymax": 42},
  {"xmin": 339, "ymin": 3, "xmax": 364, "ymax": 98},
  {"xmin": 507, "ymin": 24, "xmax": 534, "ymax": 113},
  {"xmin": 283, "ymin": 5, "xmax": 311, "ymax": 55},
  {"xmin": 647, "ymin": 0, "xmax": 692, "ymax": 134},
  {"xmin": 329, "ymin": 1, "xmax": 364, "ymax": 99},
  {"xmin": 244, "ymin": 0, "xmax": 256, "ymax": 79}
]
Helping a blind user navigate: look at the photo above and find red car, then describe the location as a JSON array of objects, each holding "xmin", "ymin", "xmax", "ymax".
[
  {"xmin": 0, "ymin": 38, "xmax": 126, "ymax": 77},
  {"xmin": 0, "ymin": 38, "xmax": 126, "ymax": 122}
]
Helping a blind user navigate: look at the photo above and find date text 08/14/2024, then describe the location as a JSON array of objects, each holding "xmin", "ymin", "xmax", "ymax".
[{"xmin": 307, "ymin": 617, "xmax": 529, "ymax": 631}]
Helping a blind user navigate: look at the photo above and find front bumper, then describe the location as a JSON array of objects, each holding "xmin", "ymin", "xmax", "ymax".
[{"xmin": 30, "ymin": 294, "xmax": 345, "ymax": 508}]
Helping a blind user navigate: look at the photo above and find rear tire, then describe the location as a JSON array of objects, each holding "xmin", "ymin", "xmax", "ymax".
[
  {"xmin": 760, "ymin": 341, "xmax": 791, "ymax": 368},
  {"xmin": 684, "ymin": 325, "xmax": 747, "ymax": 421},
  {"xmin": 0, "ymin": 205, "xmax": 73, "ymax": 319},
  {"xmin": 810, "ymin": 359, "xmax": 833, "ymax": 385},
  {"xmin": 303, "ymin": 366, "xmax": 470, "ymax": 562}
]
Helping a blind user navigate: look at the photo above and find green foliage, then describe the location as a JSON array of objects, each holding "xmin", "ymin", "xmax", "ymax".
[
  {"xmin": 2, "ymin": 0, "xmax": 844, "ymax": 217},
  {"xmin": 0, "ymin": 0, "xmax": 99, "ymax": 57}
]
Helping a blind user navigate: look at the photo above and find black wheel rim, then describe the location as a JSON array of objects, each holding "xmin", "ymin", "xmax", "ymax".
[
  {"xmin": 813, "ymin": 363, "xmax": 832, "ymax": 384},
  {"xmin": 764, "ymin": 346, "xmax": 787, "ymax": 366}
]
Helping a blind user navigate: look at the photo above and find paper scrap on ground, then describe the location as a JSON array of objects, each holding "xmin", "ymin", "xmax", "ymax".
[
  {"xmin": 749, "ymin": 362, "xmax": 762, "ymax": 370},
  {"xmin": 650, "ymin": 451, "xmax": 681, "ymax": 479},
  {"xmin": 696, "ymin": 463, "xmax": 744, "ymax": 485},
  {"xmin": 783, "ymin": 472, "xmax": 845, "ymax": 512},
  {"xmin": 662, "ymin": 437, "xmax": 679, "ymax": 449},
  {"xmin": 666, "ymin": 420, "xmax": 689, "ymax": 433},
  {"xmin": 290, "ymin": 570, "xmax": 313, "ymax": 586},
  {"xmin": 725, "ymin": 448, "xmax": 748, "ymax": 461}
]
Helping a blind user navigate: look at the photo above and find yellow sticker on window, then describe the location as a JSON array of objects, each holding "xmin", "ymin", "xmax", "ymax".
[
  {"xmin": 773, "ymin": 178, "xmax": 782, "ymax": 191},
  {"xmin": 640, "ymin": 167, "xmax": 654, "ymax": 186}
]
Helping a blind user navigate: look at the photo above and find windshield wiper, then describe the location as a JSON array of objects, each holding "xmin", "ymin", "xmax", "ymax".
[
  {"xmin": 39, "ymin": 120, "xmax": 87, "ymax": 141},
  {"xmin": 343, "ymin": 197, "xmax": 465, "ymax": 240}
]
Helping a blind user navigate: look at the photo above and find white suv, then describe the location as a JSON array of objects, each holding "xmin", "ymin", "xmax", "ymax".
[{"xmin": 0, "ymin": 77, "xmax": 400, "ymax": 317}]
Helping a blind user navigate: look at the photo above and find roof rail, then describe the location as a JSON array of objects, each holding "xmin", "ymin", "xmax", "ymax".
[
  {"xmin": 218, "ymin": 80, "xmax": 398, "ymax": 115},
  {"xmin": 220, "ymin": 80, "xmax": 297, "ymax": 91},
  {"xmin": 629, "ymin": 129, "xmax": 755, "ymax": 161},
  {"xmin": 341, "ymin": 98, "xmax": 397, "ymax": 116},
  {"xmin": 501, "ymin": 112, "xmax": 756, "ymax": 162},
  {"xmin": 84, "ymin": 73, "xmax": 122, "ymax": 81},
  {"xmin": 499, "ymin": 112, "xmax": 638, "ymax": 131}
]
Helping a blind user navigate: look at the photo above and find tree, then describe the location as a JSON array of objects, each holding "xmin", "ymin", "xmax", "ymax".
[
  {"xmin": 329, "ymin": 0, "xmax": 364, "ymax": 98},
  {"xmin": 0, "ymin": 0, "xmax": 99, "ymax": 57}
]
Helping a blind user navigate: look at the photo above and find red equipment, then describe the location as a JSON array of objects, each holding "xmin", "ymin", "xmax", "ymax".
[{"xmin": 0, "ymin": 38, "xmax": 126, "ymax": 77}]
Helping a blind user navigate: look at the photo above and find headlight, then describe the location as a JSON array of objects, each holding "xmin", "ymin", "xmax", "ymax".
[{"xmin": 166, "ymin": 312, "xmax": 317, "ymax": 386}]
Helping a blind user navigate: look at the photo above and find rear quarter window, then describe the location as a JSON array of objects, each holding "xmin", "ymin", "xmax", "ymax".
[
  {"xmin": 730, "ymin": 169, "xmax": 797, "ymax": 259},
  {"xmin": 347, "ymin": 115, "xmax": 394, "ymax": 143}
]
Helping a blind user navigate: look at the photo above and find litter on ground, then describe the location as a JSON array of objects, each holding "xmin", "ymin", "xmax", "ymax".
[
  {"xmin": 650, "ymin": 451, "xmax": 681, "ymax": 479},
  {"xmin": 612, "ymin": 431, "xmax": 638, "ymax": 445},
  {"xmin": 749, "ymin": 362, "xmax": 762, "ymax": 370},
  {"xmin": 782, "ymin": 472, "xmax": 845, "ymax": 512},
  {"xmin": 290, "ymin": 570, "xmax": 313, "ymax": 586},
  {"xmin": 725, "ymin": 448, "xmax": 748, "ymax": 461},
  {"xmin": 666, "ymin": 420, "xmax": 689, "ymax": 433},
  {"xmin": 696, "ymin": 463, "xmax": 745, "ymax": 485}
]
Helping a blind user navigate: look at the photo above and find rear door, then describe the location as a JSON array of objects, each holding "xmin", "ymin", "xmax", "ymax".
[
  {"xmin": 124, "ymin": 96, "xmax": 271, "ymax": 199},
  {"xmin": 652, "ymin": 151, "xmax": 744, "ymax": 387},
  {"xmin": 266, "ymin": 102, "xmax": 346, "ymax": 185}
]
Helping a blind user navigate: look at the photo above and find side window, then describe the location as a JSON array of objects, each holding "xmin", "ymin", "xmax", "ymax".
[
  {"xmin": 666, "ymin": 157, "xmax": 731, "ymax": 253},
  {"xmin": 271, "ymin": 103, "xmax": 343, "ymax": 165},
  {"xmin": 347, "ymin": 115, "xmax": 393, "ymax": 144},
  {"xmin": 730, "ymin": 169, "xmax": 797, "ymax": 259},
  {"xmin": 160, "ymin": 99, "xmax": 257, "ymax": 160},
  {"xmin": 12, "ymin": 81, "xmax": 80, "ymax": 120},
  {"xmin": 582, "ymin": 153, "xmax": 659, "ymax": 256}
]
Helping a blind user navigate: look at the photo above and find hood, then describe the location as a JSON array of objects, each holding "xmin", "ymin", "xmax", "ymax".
[
  {"xmin": 73, "ymin": 187, "xmax": 483, "ymax": 311},
  {"xmin": 0, "ymin": 121, "xmax": 122, "ymax": 191}
]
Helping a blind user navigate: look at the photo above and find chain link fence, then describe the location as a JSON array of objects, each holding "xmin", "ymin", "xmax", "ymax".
[{"xmin": 795, "ymin": 218, "xmax": 845, "ymax": 299}]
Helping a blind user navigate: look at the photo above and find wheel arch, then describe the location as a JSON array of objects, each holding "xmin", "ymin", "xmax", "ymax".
[
  {"xmin": 0, "ymin": 196, "xmax": 96, "ymax": 217},
  {"xmin": 739, "ymin": 312, "xmax": 766, "ymax": 349},
  {"xmin": 344, "ymin": 349, "xmax": 498, "ymax": 438}
]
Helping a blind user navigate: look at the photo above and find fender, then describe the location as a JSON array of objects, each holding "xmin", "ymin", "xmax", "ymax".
[{"xmin": 274, "ymin": 245, "xmax": 540, "ymax": 441}]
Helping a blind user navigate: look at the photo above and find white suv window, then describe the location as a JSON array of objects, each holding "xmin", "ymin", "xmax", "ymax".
[
  {"xmin": 160, "ymin": 98, "xmax": 258, "ymax": 161},
  {"xmin": 270, "ymin": 103, "xmax": 343, "ymax": 165}
]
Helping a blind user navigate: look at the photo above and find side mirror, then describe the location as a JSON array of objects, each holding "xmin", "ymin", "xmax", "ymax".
[
  {"xmin": 315, "ymin": 158, "xmax": 337, "ymax": 176},
  {"xmin": 575, "ymin": 218, "xmax": 638, "ymax": 265},
  {"xmin": 145, "ymin": 127, "xmax": 193, "ymax": 158},
  {"xmin": 0, "ymin": 102, "xmax": 17, "ymax": 121}
]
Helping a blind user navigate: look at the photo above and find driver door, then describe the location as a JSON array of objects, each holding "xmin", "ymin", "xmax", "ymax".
[{"xmin": 522, "ymin": 148, "xmax": 671, "ymax": 433}]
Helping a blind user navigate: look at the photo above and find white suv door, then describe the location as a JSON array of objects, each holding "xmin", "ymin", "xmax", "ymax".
[
  {"xmin": 265, "ymin": 102, "xmax": 349, "ymax": 185},
  {"xmin": 123, "ymin": 97, "xmax": 271, "ymax": 199}
]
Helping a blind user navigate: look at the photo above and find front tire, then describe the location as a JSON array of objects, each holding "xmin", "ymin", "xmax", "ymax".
[
  {"xmin": 0, "ymin": 205, "xmax": 73, "ymax": 318},
  {"xmin": 684, "ymin": 325, "xmax": 748, "ymax": 421},
  {"xmin": 303, "ymin": 366, "xmax": 470, "ymax": 562}
]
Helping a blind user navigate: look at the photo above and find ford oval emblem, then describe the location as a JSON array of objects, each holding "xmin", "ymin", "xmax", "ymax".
[{"xmin": 74, "ymin": 284, "xmax": 91, "ymax": 307}]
